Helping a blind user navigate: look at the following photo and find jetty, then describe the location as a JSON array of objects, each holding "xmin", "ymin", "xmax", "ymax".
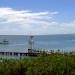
[
  {"xmin": 0, "ymin": 34, "xmax": 74, "ymax": 59},
  {"xmin": 0, "ymin": 35, "xmax": 40, "ymax": 58},
  {"xmin": 0, "ymin": 50, "xmax": 40, "ymax": 57}
]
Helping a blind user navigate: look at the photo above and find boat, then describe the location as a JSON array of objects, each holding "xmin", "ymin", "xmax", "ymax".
[{"xmin": 0, "ymin": 39, "xmax": 9, "ymax": 44}]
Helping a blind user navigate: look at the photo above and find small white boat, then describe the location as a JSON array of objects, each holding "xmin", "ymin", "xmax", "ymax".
[{"xmin": 0, "ymin": 39, "xmax": 9, "ymax": 44}]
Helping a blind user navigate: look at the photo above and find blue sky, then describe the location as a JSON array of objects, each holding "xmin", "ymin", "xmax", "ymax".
[{"xmin": 0, "ymin": 0, "xmax": 75, "ymax": 35}]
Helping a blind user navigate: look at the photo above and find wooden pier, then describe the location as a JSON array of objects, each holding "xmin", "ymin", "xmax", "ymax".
[
  {"xmin": 0, "ymin": 36, "xmax": 40, "ymax": 58},
  {"xmin": 0, "ymin": 51, "xmax": 40, "ymax": 57}
]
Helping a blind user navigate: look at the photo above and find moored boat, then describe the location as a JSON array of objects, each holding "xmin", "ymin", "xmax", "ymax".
[{"xmin": 0, "ymin": 39, "xmax": 9, "ymax": 44}]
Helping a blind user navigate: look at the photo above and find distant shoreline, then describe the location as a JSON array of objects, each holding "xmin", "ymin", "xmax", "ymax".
[{"xmin": 0, "ymin": 33, "xmax": 75, "ymax": 36}]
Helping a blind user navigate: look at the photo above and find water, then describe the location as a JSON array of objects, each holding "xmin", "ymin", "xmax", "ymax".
[
  {"xmin": 0, "ymin": 34, "xmax": 75, "ymax": 53},
  {"xmin": 34, "ymin": 34, "xmax": 75, "ymax": 52}
]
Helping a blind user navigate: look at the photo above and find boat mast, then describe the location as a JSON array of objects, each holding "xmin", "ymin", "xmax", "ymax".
[
  {"xmin": 28, "ymin": 28, "xmax": 35, "ymax": 53},
  {"xmin": 28, "ymin": 35, "xmax": 34, "ymax": 50}
]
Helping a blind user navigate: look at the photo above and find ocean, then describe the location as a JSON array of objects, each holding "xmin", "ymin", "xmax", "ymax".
[{"xmin": 0, "ymin": 34, "xmax": 75, "ymax": 53}]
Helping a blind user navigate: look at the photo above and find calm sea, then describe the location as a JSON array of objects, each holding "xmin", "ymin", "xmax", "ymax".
[{"xmin": 0, "ymin": 34, "xmax": 75, "ymax": 53}]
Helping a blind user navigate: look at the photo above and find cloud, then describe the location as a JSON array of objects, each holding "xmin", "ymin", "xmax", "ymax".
[
  {"xmin": 0, "ymin": 7, "xmax": 54, "ymax": 24},
  {"xmin": 0, "ymin": 7, "xmax": 59, "ymax": 35},
  {"xmin": 0, "ymin": 7, "xmax": 75, "ymax": 35},
  {"xmin": 60, "ymin": 21, "xmax": 75, "ymax": 29},
  {"xmin": 48, "ymin": 21, "xmax": 75, "ymax": 34}
]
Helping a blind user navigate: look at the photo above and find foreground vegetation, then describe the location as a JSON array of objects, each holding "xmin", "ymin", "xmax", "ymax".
[{"xmin": 0, "ymin": 53, "xmax": 75, "ymax": 75}]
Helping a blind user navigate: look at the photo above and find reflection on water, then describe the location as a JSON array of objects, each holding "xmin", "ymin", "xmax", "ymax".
[{"xmin": 0, "ymin": 55, "xmax": 29, "ymax": 59}]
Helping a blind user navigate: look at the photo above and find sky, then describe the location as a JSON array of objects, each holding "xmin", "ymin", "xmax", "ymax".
[{"xmin": 0, "ymin": 0, "xmax": 75, "ymax": 35}]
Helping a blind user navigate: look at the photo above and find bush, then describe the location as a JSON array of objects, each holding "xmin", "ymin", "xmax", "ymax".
[{"xmin": 0, "ymin": 53, "xmax": 75, "ymax": 75}]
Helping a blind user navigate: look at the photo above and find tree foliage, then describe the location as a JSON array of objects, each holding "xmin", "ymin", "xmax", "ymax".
[{"xmin": 0, "ymin": 53, "xmax": 75, "ymax": 75}]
